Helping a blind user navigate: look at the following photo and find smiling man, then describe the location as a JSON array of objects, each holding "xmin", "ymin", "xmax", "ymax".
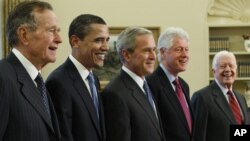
[
  {"xmin": 147, "ymin": 27, "xmax": 194, "ymax": 141},
  {"xmin": 191, "ymin": 50, "xmax": 250, "ymax": 141},
  {"xmin": 101, "ymin": 27, "xmax": 165, "ymax": 141},
  {"xmin": 45, "ymin": 14, "xmax": 109, "ymax": 141}
]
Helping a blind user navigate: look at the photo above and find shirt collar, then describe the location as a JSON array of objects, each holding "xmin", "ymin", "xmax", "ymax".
[
  {"xmin": 122, "ymin": 65, "xmax": 144, "ymax": 91},
  {"xmin": 12, "ymin": 48, "xmax": 39, "ymax": 81},
  {"xmin": 69, "ymin": 54, "xmax": 90, "ymax": 80}
]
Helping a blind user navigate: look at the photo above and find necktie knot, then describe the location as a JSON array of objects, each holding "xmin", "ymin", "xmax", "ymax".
[
  {"xmin": 173, "ymin": 78, "xmax": 181, "ymax": 88},
  {"xmin": 35, "ymin": 73, "xmax": 44, "ymax": 85},
  {"xmin": 87, "ymin": 73, "xmax": 95, "ymax": 84},
  {"xmin": 143, "ymin": 80, "xmax": 150, "ymax": 97}
]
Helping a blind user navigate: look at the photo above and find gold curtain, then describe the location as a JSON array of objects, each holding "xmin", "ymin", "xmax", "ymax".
[{"xmin": 3, "ymin": 0, "xmax": 31, "ymax": 57}]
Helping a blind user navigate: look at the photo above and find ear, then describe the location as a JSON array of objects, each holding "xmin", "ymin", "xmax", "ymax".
[
  {"xmin": 122, "ymin": 49, "xmax": 131, "ymax": 62},
  {"xmin": 160, "ymin": 47, "xmax": 166, "ymax": 55},
  {"xmin": 212, "ymin": 68, "xmax": 215, "ymax": 75},
  {"xmin": 17, "ymin": 25, "xmax": 29, "ymax": 45},
  {"xmin": 70, "ymin": 35, "xmax": 80, "ymax": 48}
]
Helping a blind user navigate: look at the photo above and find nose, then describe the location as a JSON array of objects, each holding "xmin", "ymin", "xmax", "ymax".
[
  {"xmin": 101, "ymin": 40, "xmax": 109, "ymax": 51},
  {"xmin": 149, "ymin": 50, "xmax": 156, "ymax": 60},
  {"xmin": 55, "ymin": 33, "xmax": 62, "ymax": 44}
]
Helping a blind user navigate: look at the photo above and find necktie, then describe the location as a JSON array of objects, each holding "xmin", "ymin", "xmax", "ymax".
[
  {"xmin": 143, "ymin": 80, "xmax": 158, "ymax": 119},
  {"xmin": 173, "ymin": 78, "xmax": 192, "ymax": 133},
  {"xmin": 87, "ymin": 73, "xmax": 99, "ymax": 119},
  {"xmin": 35, "ymin": 73, "xmax": 51, "ymax": 118},
  {"xmin": 227, "ymin": 90, "xmax": 242, "ymax": 124}
]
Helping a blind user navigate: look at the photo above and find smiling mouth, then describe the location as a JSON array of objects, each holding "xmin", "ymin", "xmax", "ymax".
[
  {"xmin": 96, "ymin": 54, "xmax": 105, "ymax": 60},
  {"xmin": 49, "ymin": 46, "xmax": 57, "ymax": 51}
]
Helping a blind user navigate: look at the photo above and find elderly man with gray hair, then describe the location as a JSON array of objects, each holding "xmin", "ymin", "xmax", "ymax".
[{"xmin": 191, "ymin": 50, "xmax": 250, "ymax": 141}]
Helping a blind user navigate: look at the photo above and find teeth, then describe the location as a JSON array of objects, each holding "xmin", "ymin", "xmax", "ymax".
[{"xmin": 96, "ymin": 54, "xmax": 105, "ymax": 60}]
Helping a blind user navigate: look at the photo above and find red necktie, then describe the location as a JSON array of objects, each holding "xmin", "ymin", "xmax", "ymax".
[
  {"xmin": 173, "ymin": 78, "xmax": 192, "ymax": 134},
  {"xmin": 227, "ymin": 90, "xmax": 242, "ymax": 124}
]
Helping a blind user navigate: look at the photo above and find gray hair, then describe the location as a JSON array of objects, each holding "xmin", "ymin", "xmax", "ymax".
[
  {"xmin": 212, "ymin": 50, "xmax": 237, "ymax": 69},
  {"xmin": 157, "ymin": 27, "xmax": 189, "ymax": 62},
  {"xmin": 116, "ymin": 27, "xmax": 153, "ymax": 63},
  {"xmin": 6, "ymin": 1, "xmax": 53, "ymax": 48}
]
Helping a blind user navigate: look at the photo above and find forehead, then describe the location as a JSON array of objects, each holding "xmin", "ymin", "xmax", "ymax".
[
  {"xmin": 135, "ymin": 34, "xmax": 155, "ymax": 44},
  {"xmin": 89, "ymin": 24, "xmax": 108, "ymax": 33},
  {"xmin": 34, "ymin": 10, "xmax": 58, "ymax": 25},
  {"xmin": 172, "ymin": 38, "xmax": 188, "ymax": 47},
  {"xmin": 218, "ymin": 55, "xmax": 236, "ymax": 64}
]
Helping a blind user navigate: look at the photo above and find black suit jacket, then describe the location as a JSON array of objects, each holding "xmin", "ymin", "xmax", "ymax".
[
  {"xmin": 101, "ymin": 69, "xmax": 165, "ymax": 141},
  {"xmin": 45, "ymin": 58, "xmax": 105, "ymax": 141},
  {"xmin": 0, "ymin": 52, "xmax": 60, "ymax": 141},
  {"xmin": 147, "ymin": 66, "xmax": 194, "ymax": 141},
  {"xmin": 191, "ymin": 81, "xmax": 250, "ymax": 141}
]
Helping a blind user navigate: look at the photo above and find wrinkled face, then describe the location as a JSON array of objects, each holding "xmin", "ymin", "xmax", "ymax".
[
  {"xmin": 25, "ymin": 10, "xmax": 62, "ymax": 69},
  {"xmin": 73, "ymin": 24, "xmax": 109, "ymax": 70},
  {"xmin": 125, "ymin": 34, "xmax": 156, "ymax": 77},
  {"xmin": 213, "ymin": 55, "xmax": 237, "ymax": 89},
  {"xmin": 161, "ymin": 38, "xmax": 189, "ymax": 76}
]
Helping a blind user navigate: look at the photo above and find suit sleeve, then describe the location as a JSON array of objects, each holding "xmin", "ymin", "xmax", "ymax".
[
  {"xmin": 191, "ymin": 92, "xmax": 208, "ymax": 141},
  {"xmin": 101, "ymin": 90, "xmax": 131, "ymax": 141},
  {"xmin": 46, "ymin": 78, "xmax": 74, "ymax": 141},
  {"xmin": 0, "ymin": 74, "xmax": 9, "ymax": 140}
]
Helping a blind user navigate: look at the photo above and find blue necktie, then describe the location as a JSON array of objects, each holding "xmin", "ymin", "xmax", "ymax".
[
  {"xmin": 87, "ymin": 73, "xmax": 99, "ymax": 119},
  {"xmin": 143, "ymin": 80, "xmax": 157, "ymax": 119},
  {"xmin": 35, "ymin": 73, "xmax": 51, "ymax": 118}
]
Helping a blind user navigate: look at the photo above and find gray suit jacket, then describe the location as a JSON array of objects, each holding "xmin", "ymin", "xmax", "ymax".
[
  {"xmin": 0, "ymin": 52, "xmax": 60, "ymax": 141},
  {"xmin": 191, "ymin": 81, "xmax": 250, "ymax": 141}
]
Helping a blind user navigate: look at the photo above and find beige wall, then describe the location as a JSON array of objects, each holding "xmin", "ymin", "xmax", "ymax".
[{"xmin": 1, "ymin": 0, "xmax": 211, "ymax": 95}]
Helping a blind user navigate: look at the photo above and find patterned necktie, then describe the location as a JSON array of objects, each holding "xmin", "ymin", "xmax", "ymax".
[
  {"xmin": 173, "ymin": 78, "xmax": 192, "ymax": 133},
  {"xmin": 143, "ymin": 80, "xmax": 158, "ymax": 119},
  {"xmin": 227, "ymin": 90, "xmax": 242, "ymax": 124},
  {"xmin": 35, "ymin": 73, "xmax": 51, "ymax": 118},
  {"xmin": 87, "ymin": 73, "xmax": 99, "ymax": 120}
]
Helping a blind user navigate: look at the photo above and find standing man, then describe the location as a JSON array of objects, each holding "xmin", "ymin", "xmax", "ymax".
[
  {"xmin": 101, "ymin": 27, "xmax": 165, "ymax": 141},
  {"xmin": 147, "ymin": 27, "xmax": 193, "ymax": 141},
  {"xmin": 46, "ymin": 14, "xmax": 109, "ymax": 141},
  {"xmin": 0, "ymin": 1, "xmax": 62, "ymax": 141},
  {"xmin": 191, "ymin": 50, "xmax": 250, "ymax": 141}
]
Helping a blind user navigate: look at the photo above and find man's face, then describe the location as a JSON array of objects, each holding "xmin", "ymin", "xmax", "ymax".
[
  {"xmin": 75, "ymin": 24, "xmax": 109, "ymax": 70},
  {"xmin": 126, "ymin": 34, "xmax": 156, "ymax": 77},
  {"xmin": 213, "ymin": 55, "xmax": 237, "ymax": 89},
  {"xmin": 162, "ymin": 37, "xmax": 189, "ymax": 76},
  {"xmin": 25, "ymin": 9, "xmax": 62, "ymax": 69}
]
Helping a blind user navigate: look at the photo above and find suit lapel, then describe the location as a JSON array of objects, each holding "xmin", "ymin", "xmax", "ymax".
[
  {"xmin": 65, "ymin": 59, "xmax": 102, "ymax": 138},
  {"xmin": 156, "ymin": 67, "xmax": 191, "ymax": 132},
  {"xmin": 120, "ymin": 70, "xmax": 162, "ymax": 135},
  {"xmin": 7, "ymin": 53, "xmax": 54, "ymax": 132},
  {"xmin": 211, "ymin": 82, "xmax": 236, "ymax": 123}
]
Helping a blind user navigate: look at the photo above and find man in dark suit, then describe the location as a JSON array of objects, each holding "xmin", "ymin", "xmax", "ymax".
[
  {"xmin": 191, "ymin": 50, "xmax": 250, "ymax": 141},
  {"xmin": 101, "ymin": 27, "xmax": 165, "ymax": 141},
  {"xmin": 0, "ymin": 1, "xmax": 62, "ymax": 141},
  {"xmin": 45, "ymin": 14, "xmax": 109, "ymax": 141},
  {"xmin": 147, "ymin": 27, "xmax": 193, "ymax": 141}
]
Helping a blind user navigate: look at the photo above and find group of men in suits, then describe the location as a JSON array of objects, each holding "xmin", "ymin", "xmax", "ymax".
[{"xmin": 0, "ymin": 1, "xmax": 250, "ymax": 141}]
